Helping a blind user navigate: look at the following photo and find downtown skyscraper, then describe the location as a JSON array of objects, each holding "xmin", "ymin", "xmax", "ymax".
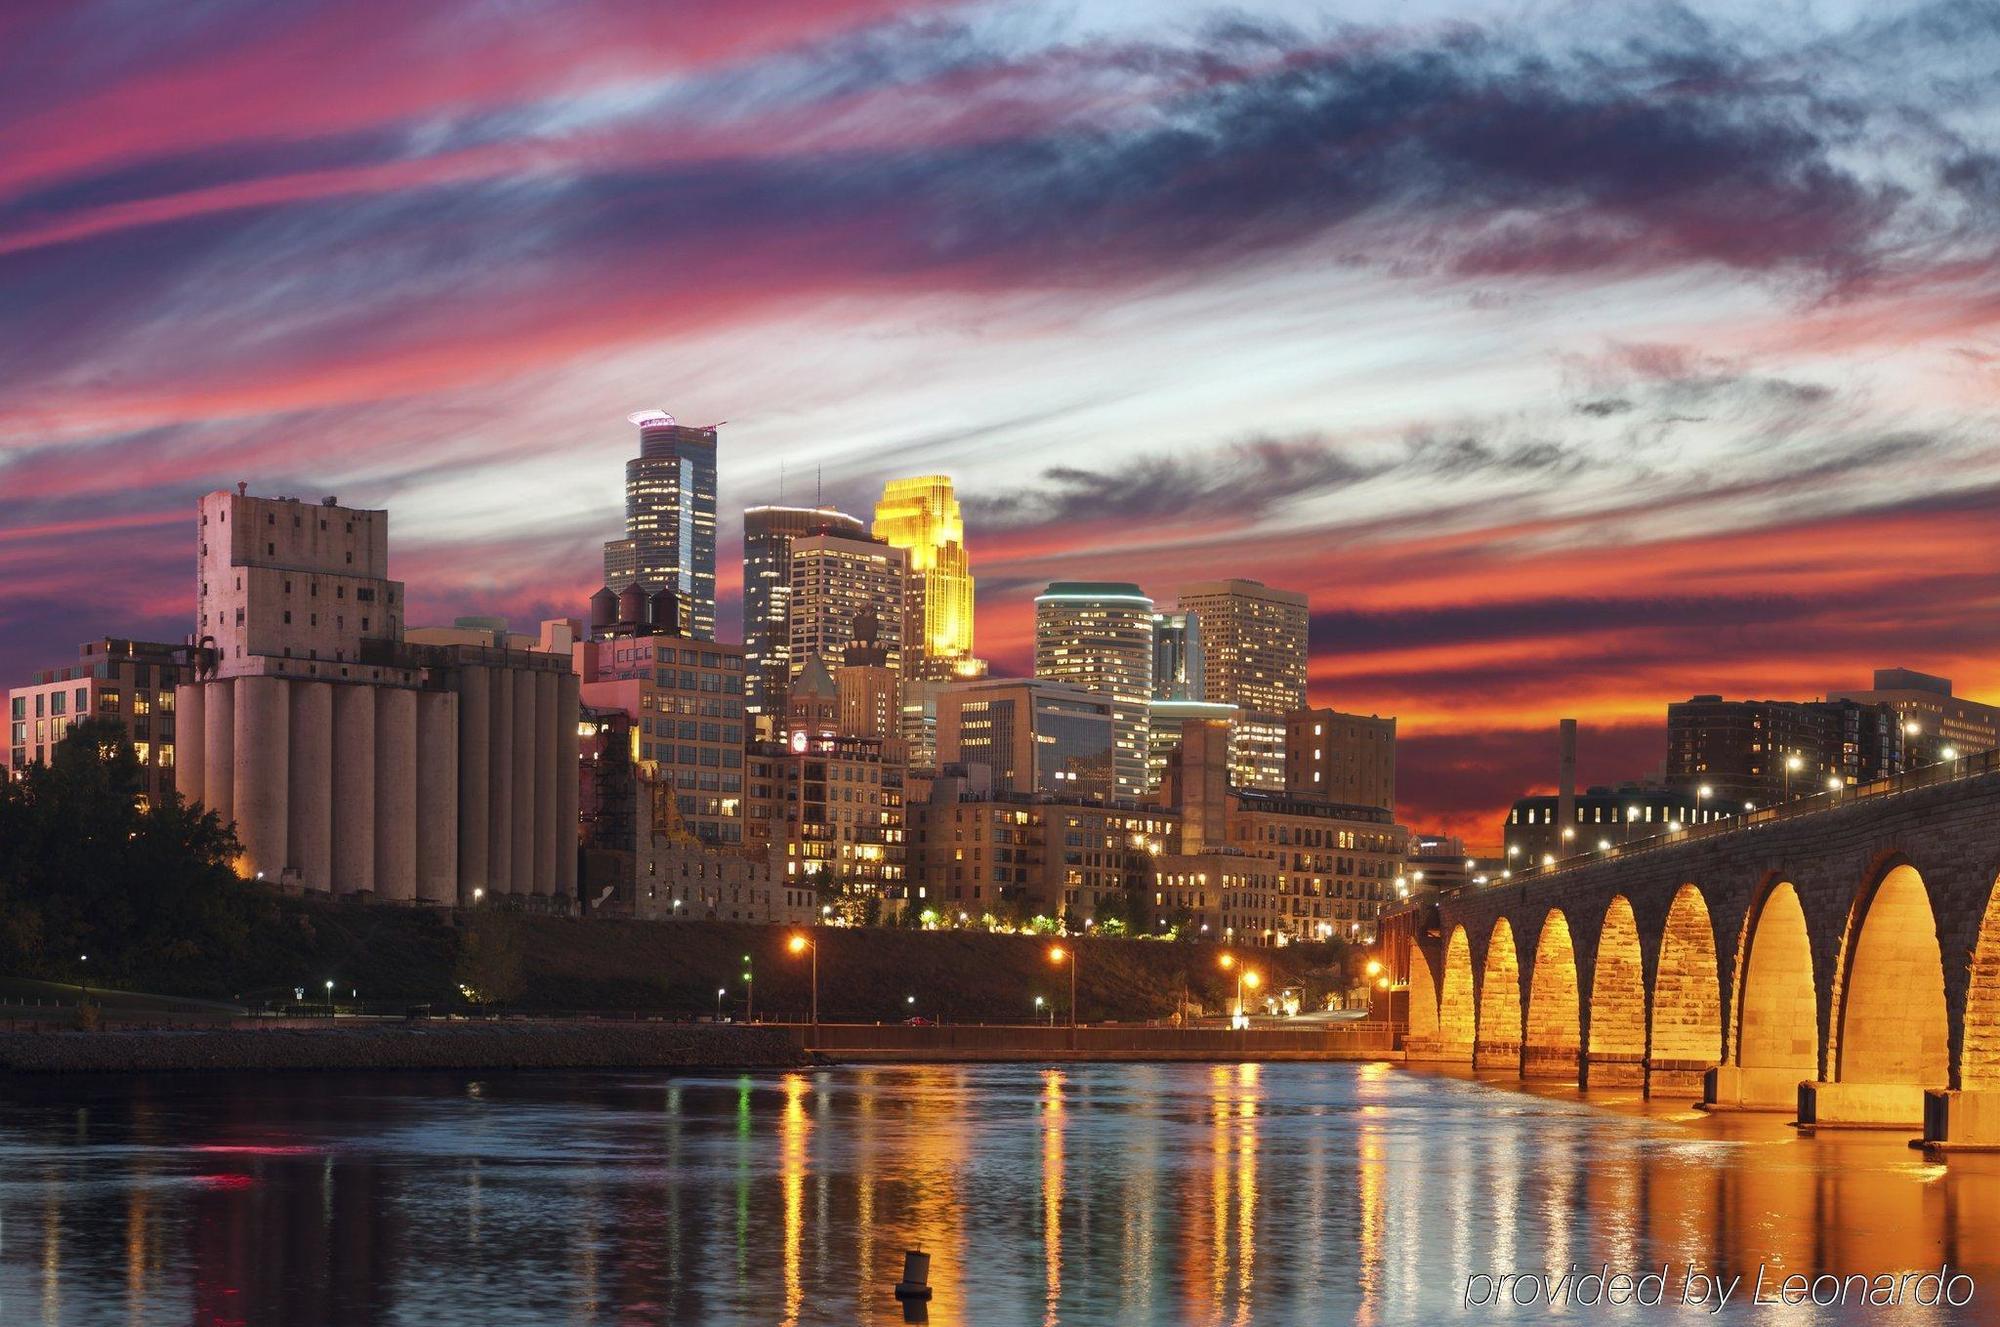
[
  {"xmin": 1176, "ymin": 579, "xmax": 1309, "ymax": 790},
  {"xmin": 741, "ymin": 505, "xmax": 866, "ymax": 723},
  {"xmin": 1034, "ymin": 582, "xmax": 1155, "ymax": 803},
  {"xmin": 872, "ymin": 476, "xmax": 976, "ymax": 675},
  {"xmin": 603, "ymin": 411, "xmax": 718, "ymax": 640}
]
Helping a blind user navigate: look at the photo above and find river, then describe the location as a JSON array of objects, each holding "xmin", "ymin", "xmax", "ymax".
[{"xmin": 2, "ymin": 1063, "xmax": 1994, "ymax": 1325}]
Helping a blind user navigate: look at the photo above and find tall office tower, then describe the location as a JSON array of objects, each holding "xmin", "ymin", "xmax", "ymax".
[
  {"xmin": 1176, "ymin": 579, "xmax": 1309, "ymax": 790},
  {"xmin": 787, "ymin": 532, "xmax": 907, "ymax": 683},
  {"xmin": 741, "ymin": 505, "xmax": 866, "ymax": 722},
  {"xmin": 1034, "ymin": 582, "xmax": 1155, "ymax": 802},
  {"xmin": 603, "ymin": 410, "xmax": 718, "ymax": 640},
  {"xmin": 936, "ymin": 677, "xmax": 1116, "ymax": 798},
  {"xmin": 1151, "ymin": 610, "xmax": 1204, "ymax": 701},
  {"xmin": 873, "ymin": 476, "xmax": 976, "ymax": 670}
]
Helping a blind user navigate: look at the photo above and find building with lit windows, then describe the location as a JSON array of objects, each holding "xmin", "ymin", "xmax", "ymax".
[
  {"xmin": 935, "ymin": 677, "xmax": 1116, "ymax": 798},
  {"xmin": 1151, "ymin": 610, "xmax": 1203, "ymax": 701},
  {"xmin": 602, "ymin": 410, "xmax": 718, "ymax": 640},
  {"xmin": 1504, "ymin": 784, "xmax": 1738, "ymax": 867},
  {"xmin": 5, "ymin": 638, "xmax": 182, "ymax": 808},
  {"xmin": 788, "ymin": 532, "xmax": 906, "ymax": 683},
  {"xmin": 740, "ymin": 505, "xmax": 865, "ymax": 724},
  {"xmin": 745, "ymin": 732, "xmax": 905, "ymax": 922},
  {"xmin": 1285, "ymin": 708, "xmax": 1396, "ymax": 812},
  {"xmin": 1833, "ymin": 668, "xmax": 2000, "ymax": 766},
  {"xmin": 1162, "ymin": 718, "xmax": 1407, "ymax": 944},
  {"xmin": 1666, "ymin": 694, "xmax": 1903, "ymax": 810},
  {"xmin": 906, "ymin": 766, "xmax": 1178, "ymax": 924},
  {"xmin": 1033, "ymin": 582, "xmax": 1155, "ymax": 803},
  {"xmin": 873, "ymin": 476, "xmax": 976, "ymax": 669},
  {"xmin": 1145, "ymin": 698, "xmax": 1238, "ymax": 793},
  {"xmin": 1176, "ymin": 579, "xmax": 1308, "ymax": 790},
  {"xmin": 575, "ymin": 630, "xmax": 747, "ymax": 847}
]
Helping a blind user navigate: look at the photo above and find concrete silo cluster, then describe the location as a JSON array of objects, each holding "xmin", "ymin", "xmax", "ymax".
[{"xmin": 173, "ymin": 489, "xmax": 577, "ymax": 905}]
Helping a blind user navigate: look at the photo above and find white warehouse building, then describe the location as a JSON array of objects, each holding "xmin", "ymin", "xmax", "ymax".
[{"xmin": 174, "ymin": 487, "xmax": 577, "ymax": 906}]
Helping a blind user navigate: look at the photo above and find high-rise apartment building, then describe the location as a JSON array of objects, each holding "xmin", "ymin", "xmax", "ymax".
[
  {"xmin": 603, "ymin": 411, "xmax": 718, "ymax": 640},
  {"xmin": 740, "ymin": 505, "xmax": 866, "ymax": 724},
  {"xmin": 1034, "ymin": 582, "xmax": 1155, "ymax": 803},
  {"xmin": 873, "ymin": 476, "xmax": 975, "ymax": 669},
  {"xmin": 1146, "ymin": 698, "xmax": 1238, "ymax": 793},
  {"xmin": 1285, "ymin": 708, "xmax": 1397, "ymax": 813},
  {"xmin": 1176, "ymin": 579, "xmax": 1309, "ymax": 790},
  {"xmin": 787, "ymin": 532, "xmax": 906, "ymax": 682},
  {"xmin": 5, "ymin": 639, "xmax": 183, "ymax": 809}
]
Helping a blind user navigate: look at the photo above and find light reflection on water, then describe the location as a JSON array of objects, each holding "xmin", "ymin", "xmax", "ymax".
[{"xmin": 0, "ymin": 1063, "xmax": 1995, "ymax": 1325}]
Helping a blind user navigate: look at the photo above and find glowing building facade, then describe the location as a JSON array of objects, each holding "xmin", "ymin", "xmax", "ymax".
[
  {"xmin": 873, "ymin": 475, "xmax": 975, "ymax": 669},
  {"xmin": 1033, "ymin": 582, "xmax": 1155, "ymax": 803},
  {"xmin": 603, "ymin": 410, "xmax": 718, "ymax": 640},
  {"xmin": 1176, "ymin": 579, "xmax": 1309, "ymax": 791}
]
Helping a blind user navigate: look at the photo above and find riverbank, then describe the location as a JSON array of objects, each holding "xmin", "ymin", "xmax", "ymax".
[{"xmin": 0, "ymin": 1023, "xmax": 808, "ymax": 1074}]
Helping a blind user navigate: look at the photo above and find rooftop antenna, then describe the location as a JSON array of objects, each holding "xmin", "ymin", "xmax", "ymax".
[{"xmin": 816, "ymin": 465, "xmax": 823, "ymax": 508}]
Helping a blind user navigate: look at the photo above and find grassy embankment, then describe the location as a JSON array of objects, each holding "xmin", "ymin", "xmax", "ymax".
[{"xmin": 118, "ymin": 900, "xmax": 1353, "ymax": 1024}]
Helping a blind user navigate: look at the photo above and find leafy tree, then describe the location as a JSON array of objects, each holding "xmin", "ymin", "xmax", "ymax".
[{"xmin": 0, "ymin": 718, "xmax": 247, "ymax": 987}]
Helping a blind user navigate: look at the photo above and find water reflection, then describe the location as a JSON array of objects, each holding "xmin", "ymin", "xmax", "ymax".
[{"xmin": 0, "ymin": 1065, "xmax": 1994, "ymax": 1325}]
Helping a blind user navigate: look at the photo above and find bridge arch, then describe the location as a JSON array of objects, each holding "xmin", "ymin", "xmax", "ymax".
[
  {"xmin": 1475, "ymin": 918, "xmax": 1522, "ymax": 1071},
  {"xmin": 1587, "ymin": 896, "xmax": 1646, "ymax": 1087},
  {"xmin": 1650, "ymin": 883, "xmax": 1721, "ymax": 1092},
  {"xmin": 1725, "ymin": 879, "xmax": 1819, "ymax": 1109},
  {"xmin": 1408, "ymin": 941, "xmax": 1440, "ymax": 1044},
  {"xmin": 1967, "ymin": 872, "xmax": 2000, "ymax": 1090},
  {"xmin": 1437, "ymin": 926, "xmax": 1476, "ymax": 1059},
  {"xmin": 1833, "ymin": 861, "xmax": 1948, "ymax": 1093},
  {"xmin": 1524, "ymin": 910, "xmax": 1581, "ymax": 1079}
]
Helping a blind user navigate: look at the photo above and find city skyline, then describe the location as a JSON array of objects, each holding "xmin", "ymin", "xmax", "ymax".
[{"xmin": 7, "ymin": 0, "xmax": 2000, "ymax": 846}]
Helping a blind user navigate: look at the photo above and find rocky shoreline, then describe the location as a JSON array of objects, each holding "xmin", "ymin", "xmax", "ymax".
[{"xmin": 0, "ymin": 1023, "xmax": 810, "ymax": 1074}]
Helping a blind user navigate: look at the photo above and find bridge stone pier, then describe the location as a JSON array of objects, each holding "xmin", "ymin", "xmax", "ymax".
[{"xmin": 1397, "ymin": 762, "xmax": 2000, "ymax": 1154}]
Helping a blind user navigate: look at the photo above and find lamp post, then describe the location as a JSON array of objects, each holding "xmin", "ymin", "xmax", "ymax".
[
  {"xmin": 1048, "ymin": 944, "xmax": 1077, "ymax": 1049},
  {"xmin": 78, "ymin": 954, "xmax": 89, "ymax": 1007},
  {"xmin": 325, "ymin": 979, "xmax": 335, "ymax": 1020},
  {"xmin": 1034, "ymin": 995, "xmax": 1047, "ymax": 1026},
  {"xmin": 1696, "ymin": 784, "xmax": 1711, "ymax": 823},
  {"xmin": 742, "ymin": 954, "xmax": 754, "ymax": 1023},
  {"xmin": 788, "ymin": 933, "xmax": 817, "ymax": 1046},
  {"xmin": 1784, "ymin": 753, "xmax": 1803, "ymax": 802},
  {"xmin": 716, "ymin": 986, "xmax": 726, "ymax": 1021},
  {"xmin": 1241, "ymin": 969, "xmax": 1262, "ymax": 1024}
]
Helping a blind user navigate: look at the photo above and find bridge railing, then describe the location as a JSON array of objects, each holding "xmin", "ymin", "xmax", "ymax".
[{"xmin": 1494, "ymin": 747, "xmax": 2000, "ymax": 884}]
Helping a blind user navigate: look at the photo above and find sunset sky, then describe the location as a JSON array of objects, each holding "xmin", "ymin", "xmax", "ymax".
[{"xmin": 4, "ymin": 0, "xmax": 1999, "ymax": 848}]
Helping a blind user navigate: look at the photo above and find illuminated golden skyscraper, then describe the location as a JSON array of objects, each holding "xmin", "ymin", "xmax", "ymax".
[{"xmin": 873, "ymin": 476, "xmax": 975, "ymax": 666}]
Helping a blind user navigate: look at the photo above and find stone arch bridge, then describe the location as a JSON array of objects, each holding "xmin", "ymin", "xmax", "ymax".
[{"xmin": 1397, "ymin": 760, "xmax": 2000, "ymax": 1151}]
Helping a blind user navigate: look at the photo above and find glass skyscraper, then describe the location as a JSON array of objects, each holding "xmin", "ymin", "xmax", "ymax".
[
  {"xmin": 603, "ymin": 410, "xmax": 718, "ymax": 640},
  {"xmin": 740, "ymin": 505, "xmax": 866, "ymax": 722},
  {"xmin": 1034, "ymin": 581, "xmax": 1155, "ymax": 803}
]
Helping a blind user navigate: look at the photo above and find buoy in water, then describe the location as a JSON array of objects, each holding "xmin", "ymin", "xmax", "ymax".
[{"xmin": 893, "ymin": 1249, "xmax": 933, "ymax": 1302}]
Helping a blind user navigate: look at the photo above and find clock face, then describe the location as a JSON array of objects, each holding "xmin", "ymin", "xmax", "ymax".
[{"xmin": 790, "ymin": 729, "xmax": 809, "ymax": 754}]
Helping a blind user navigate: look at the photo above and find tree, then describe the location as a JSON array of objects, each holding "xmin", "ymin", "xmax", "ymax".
[{"xmin": 0, "ymin": 718, "xmax": 247, "ymax": 987}]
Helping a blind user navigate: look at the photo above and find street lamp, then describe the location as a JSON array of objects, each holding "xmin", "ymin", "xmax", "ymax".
[
  {"xmin": 78, "ymin": 954, "xmax": 89, "ymax": 1006},
  {"xmin": 1696, "ymin": 784, "xmax": 1711, "ymax": 822},
  {"xmin": 1942, "ymin": 745, "xmax": 1960, "ymax": 764},
  {"xmin": 1784, "ymin": 753, "xmax": 1803, "ymax": 802},
  {"xmin": 788, "ymin": 933, "xmax": 817, "ymax": 1043},
  {"xmin": 1034, "ymin": 995, "xmax": 1047, "ymax": 1026},
  {"xmin": 1242, "ymin": 969, "xmax": 1262, "ymax": 1023},
  {"xmin": 742, "ymin": 953, "xmax": 754, "ymax": 1022},
  {"xmin": 325, "ymin": 979, "xmax": 335, "ymax": 1019},
  {"xmin": 1048, "ymin": 944, "xmax": 1077, "ymax": 1048}
]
